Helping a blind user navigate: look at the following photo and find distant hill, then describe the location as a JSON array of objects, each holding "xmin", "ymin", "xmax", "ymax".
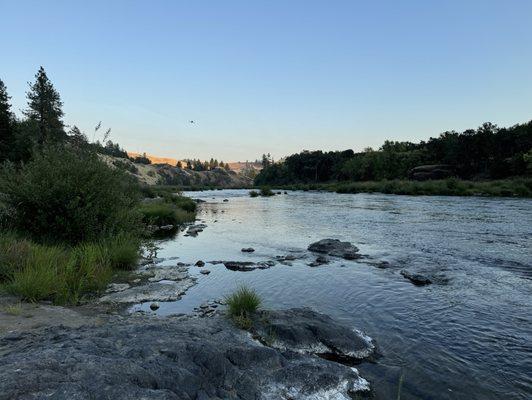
[
  {"xmin": 102, "ymin": 155, "xmax": 252, "ymax": 187},
  {"xmin": 126, "ymin": 152, "xmax": 263, "ymax": 173},
  {"xmin": 127, "ymin": 152, "xmax": 178, "ymax": 166}
]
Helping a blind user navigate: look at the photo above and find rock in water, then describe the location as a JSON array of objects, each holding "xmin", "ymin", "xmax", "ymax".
[
  {"xmin": 401, "ymin": 270, "xmax": 432, "ymax": 285},
  {"xmin": 308, "ymin": 239, "xmax": 360, "ymax": 260},
  {"xmin": 253, "ymin": 308, "xmax": 375, "ymax": 362},
  {"xmin": 195, "ymin": 260, "xmax": 205, "ymax": 267},
  {"xmin": 0, "ymin": 310, "xmax": 371, "ymax": 399},
  {"xmin": 241, "ymin": 247, "xmax": 255, "ymax": 252},
  {"xmin": 149, "ymin": 302, "xmax": 159, "ymax": 311}
]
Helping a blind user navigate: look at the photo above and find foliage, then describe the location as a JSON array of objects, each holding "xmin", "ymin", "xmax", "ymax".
[
  {"xmin": 260, "ymin": 186, "xmax": 274, "ymax": 196},
  {"xmin": 23, "ymin": 67, "xmax": 66, "ymax": 146},
  {"xmin": 130, "ymin": 152, "xmax": 152, "ymax": 164},
  {"xmin": 275, "ymin": 178, "xmax": 532, "ymax": 197},
  {"xmin": 0, "ymin": 233, "xmax": 138, "ymax": 304},
  {"xmin": 249, "ymin": 190, "xmax": 259, "ymax": 197},
  {"xmin": 0, "ymin": 145, "xmax": 142, "ymax": 245},
  {"xmin": 225, "ymin": 286, "xmax": 261, "ymax": 329},
  {"xmin": 139, "ymin": 200, "xmax": 196, "ymax": 227},
  {"xmin": 0, "ymin": 79, "xmax": 14, "ymax": 162},
  {"xmin": 255, "ymin": 121, "xmax": 532, "ymax": 186}
]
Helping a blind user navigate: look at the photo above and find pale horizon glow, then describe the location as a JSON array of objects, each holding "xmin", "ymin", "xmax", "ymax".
[{"xmin": 1, "ymin": 0, "xmax": 531, "ymax": 161}]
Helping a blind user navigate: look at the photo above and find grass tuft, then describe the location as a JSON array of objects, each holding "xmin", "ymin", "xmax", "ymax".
[{"xmin": 225, "ymin": 286, "xmax": 261, "ymax": 329}]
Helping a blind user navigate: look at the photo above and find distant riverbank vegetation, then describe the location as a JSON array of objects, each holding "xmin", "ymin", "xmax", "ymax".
[
  {"xmin": 277, "ymin": 178, "xmax": 531, "ymax": 197},
  {"xmin": 0, "ymin": 68, "xmax": 196, "ymax": 304},
  {"xmin": 255, "ymin": 121, "xmax": 532, "ymax": 197}
]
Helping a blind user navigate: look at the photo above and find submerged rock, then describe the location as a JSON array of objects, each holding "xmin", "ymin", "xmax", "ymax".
[
  {"xmin": 308, "ymin": 239, "xmax": 361, "ymax": 260},
  {"xmin": 253, "ymin": 308, "xmax": 375, "ymax": 362},
  {"xmin": 0, "ymin": 310, "xmax": 371, "ymax": 399},
  {"xmin": 401, "ymin": 270, "xmax": 432, "ymax": 286},
  {"xmin": 200, "ymin": 269, "xmax": 211, "ymax": 275},
  {"xmin": 241, "ymin": 247, "xmax": 255, "ymax": 252}
]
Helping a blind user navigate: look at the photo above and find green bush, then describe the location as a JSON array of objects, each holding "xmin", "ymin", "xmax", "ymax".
[
  {"xmin": 260, "ymin": 186, "xmax": 274, "ymax": 196},
  {"xmin": 225, "ymin": 286, "xmax": 261, "ymax": 329},
  {"xmin": 0, "ymin": 145, "xmax": 142, "ymax": 245},
  {"xmin": 139, "ymin": 201, "xmax": 195, "ymax": 226},
  {"xmin": 249, "ymin": 190, "xmax": 259, "ymax": 197}
]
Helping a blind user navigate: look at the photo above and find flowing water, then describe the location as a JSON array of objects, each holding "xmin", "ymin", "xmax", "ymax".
[{"xmin": 133, "ymin": 190, "xmax": 532, "ymax": 400}]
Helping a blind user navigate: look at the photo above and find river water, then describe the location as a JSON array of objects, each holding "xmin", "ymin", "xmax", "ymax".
[{"xmin": 133, "ymin": 189, "xmax": 532, "ymax": 400}]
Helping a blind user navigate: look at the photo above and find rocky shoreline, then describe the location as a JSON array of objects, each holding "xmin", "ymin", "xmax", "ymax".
[
  {"xmin": 0, "ymin": 213, "xmax": 444, "ymax": 400},
  {"xmin": 0, "ymin": 308, "xmax": 374, "ymax": 400}
]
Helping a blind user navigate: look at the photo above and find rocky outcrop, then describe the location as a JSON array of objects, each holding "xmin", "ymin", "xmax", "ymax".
[
  {"xmin": 0, "ymin": 311, "xmax": 372, "ymax": 399},
  {"xmin": 308, "ymin": 239, "xmax": 360, "ymax": 260},
  {"xmin": 102, "ymin": 155, "xmax": 252, "ymax": 187},
  {"xmin": 252, "ymin": 308, "xmax": 375, "ymax": 362},
  {"xmin": 408, "ymin": 164, "xmax": 455, "ymax": 181}
]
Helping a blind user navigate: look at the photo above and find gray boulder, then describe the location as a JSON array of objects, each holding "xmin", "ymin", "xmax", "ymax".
[
  {"xmin": 0, "ymin": 311, "xmax": 371, "ymax": 399},
  {"xmin": 308, "ymin": 239, "xmax": 360, "ymax": 260},
  {"xmin": 253, "ymin": 308, "xmax": 375, "ymax": 362}
]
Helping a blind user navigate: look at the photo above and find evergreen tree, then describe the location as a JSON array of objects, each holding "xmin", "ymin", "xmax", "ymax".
[
  {"xmin": 24, "ymin": 67, "xmax": 65, "ymax": 145},
  {"xmin": 186, "ymin": 160, "xmax": 192, "ymax": 169},
  {"xmin": 0, "ymin": 79, "xmax": 14, "ymax": 161},
  {"xmin": 176, "ymin": 160, "xmax": 183, "ymax": 168}
]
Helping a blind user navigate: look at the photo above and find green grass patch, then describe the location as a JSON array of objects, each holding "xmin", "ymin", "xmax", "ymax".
[
  {"xmin": 0, "ymin": 233, "xmax": 140, "ymax": 305},
  {"xmin": 225, "ymin": 286, "xmax": 262, "ymax": 329}
]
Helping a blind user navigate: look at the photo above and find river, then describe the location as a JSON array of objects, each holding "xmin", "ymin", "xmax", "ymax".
[{"xmin": 132, "ymin": 189, "xmax": 532, "ymax": 400}]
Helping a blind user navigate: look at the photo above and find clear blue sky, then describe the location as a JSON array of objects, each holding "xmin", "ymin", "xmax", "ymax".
[{"xmin": 1, "ymin": 0, "xmax": 531, "ymax": 161}]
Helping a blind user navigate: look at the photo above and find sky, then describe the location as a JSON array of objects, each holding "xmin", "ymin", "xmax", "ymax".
[{"xmin": 1, "ymin": 0, "xmax": 531, "ymax": 161}]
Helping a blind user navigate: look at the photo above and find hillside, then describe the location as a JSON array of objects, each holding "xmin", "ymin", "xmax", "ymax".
[{"xmin": 101, "ymin": 155, "xmax": 252, "ymax": 187}]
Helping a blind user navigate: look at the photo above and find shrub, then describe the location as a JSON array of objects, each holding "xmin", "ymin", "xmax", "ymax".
[
  {"xmin": 139, "ymin": 201, "xmax": 195, "ymax": 226},
  {"xmin": 225, "ymin": 286, "xmax": 261, "ymax": 329},
  {"xmin": 249, "ymin": 190, "xmax": 259, "ymax": 197},
  {"xmin": 260, "ymin": 186, "xmax": 274, "ymax": 196},
  {"xmin": 0, "ymin": 145, "xmax": 142, "ymax": 245}
]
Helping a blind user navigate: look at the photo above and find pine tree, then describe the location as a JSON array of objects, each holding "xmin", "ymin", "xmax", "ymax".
[
  {"xmin": 24, "ymin": 67, "xmax": 65, "ymax": 145},
  {"xmin": 0, "ymin": 78, "xmax": 14, "ymax": 161}
]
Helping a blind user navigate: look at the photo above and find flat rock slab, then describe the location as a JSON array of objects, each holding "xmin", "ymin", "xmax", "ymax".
[
  {"xmin": 253, "ymin": 308, "xmax": 375, "ymax": 362},
  {"xmin": 0, "ymin": 311, "xmax": 370, "ymax": 400},
  {"xmin": 224, "ymin": 261, "xmax": 276, "ymax": 271},
  {"xmin": 308, "ymin": 239, "xmax": 361, "ymax": 260},
  {"xmin": 99, "ymin": 279, "xmax": 196, "ymax": 303}
]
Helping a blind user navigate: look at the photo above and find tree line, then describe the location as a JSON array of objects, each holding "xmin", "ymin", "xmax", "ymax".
[
  {"xmin": 0, "ymin": 67, "xmax": 135, "ymax": 164},
  {"xmin": 255, "ymin": 121, "xmax": 532, "ymax": 185},
  {"xmin": 179, "ymin": 158, "xmax": 231, "ymax": 171}
]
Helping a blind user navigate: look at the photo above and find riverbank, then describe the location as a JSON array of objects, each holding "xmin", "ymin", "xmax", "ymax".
[{"xmin": 269, "ymin": 177, "xmax": 532, "ymax": 197}]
